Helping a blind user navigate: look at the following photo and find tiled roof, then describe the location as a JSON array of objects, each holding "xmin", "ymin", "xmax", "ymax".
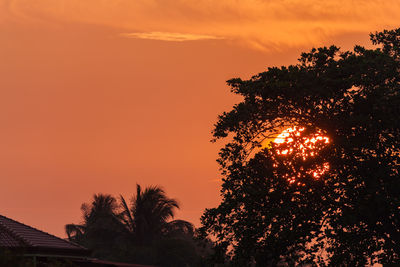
[
  {"xmin": 0, "ymin": 214, "xmax": 88, "ymax": 255},
  {"xmin": 0, "ymin": 228, "xmax": 22, "ymax": 247}
]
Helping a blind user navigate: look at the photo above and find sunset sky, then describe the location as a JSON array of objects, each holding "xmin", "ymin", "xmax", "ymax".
[{"xmin": 1, "ymin": 0, "xmax": 399, "ymax": 237}]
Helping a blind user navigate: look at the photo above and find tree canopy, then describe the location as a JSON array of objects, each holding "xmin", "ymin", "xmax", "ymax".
[{"xmin": 200, "ymin": 28, "xmax": 400, "ymax": 266}]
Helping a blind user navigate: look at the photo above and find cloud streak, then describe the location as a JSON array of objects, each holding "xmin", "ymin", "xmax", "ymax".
[
  {"xmin": 120, "ymin": 32, "xmax": 224, "ymax": 42},
  {"xmin": 3, "ymin": 0, "xmax": 400, "ymax": 50}
]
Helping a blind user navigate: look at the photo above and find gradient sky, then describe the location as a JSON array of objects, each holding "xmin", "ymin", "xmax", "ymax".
[{"xmin": 1, "ymin": 0, "xmax": 399, "ymax": 237}]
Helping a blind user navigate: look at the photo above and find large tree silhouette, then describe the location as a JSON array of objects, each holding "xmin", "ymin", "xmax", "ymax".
[{"xmin": 201, "ymin": 28, "xmax": 400, "ymax": 266}]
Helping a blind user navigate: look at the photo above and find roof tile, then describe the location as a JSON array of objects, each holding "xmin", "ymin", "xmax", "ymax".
[{"xmin": 0, "ymin": 214, "xmax": 87, "ymax": 252}]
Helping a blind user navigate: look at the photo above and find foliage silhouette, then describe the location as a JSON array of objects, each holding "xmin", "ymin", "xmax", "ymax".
[
  {"xmin": 119, "ymin": 184, "xmax": 193, "ymax": 245},
  {"xmin": 200, "ymin": 28, "xmax": 400, "ymax": 266},
  {"xmin": 0, "ymin": 249, "xmax": 33, "ymax": 267},
  {"xmin": 66, "ymin": 194, "xmax": 126, "ymax": 260},
  {"xmin": 118, "ymin": 184, "xmax": 198, "ymax": 265},
  {"xmin": 66, "ymin": 185, "xmax": 207, "ymax": 266}
]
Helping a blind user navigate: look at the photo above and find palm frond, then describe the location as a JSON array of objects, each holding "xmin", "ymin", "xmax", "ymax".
[
  {"xmin": 65, "ymin": 223, "xmax": 85, "ymax": 240},
  {"xmin": 119, "ymin": 194, "xmax": 135, "ymax": 232}
]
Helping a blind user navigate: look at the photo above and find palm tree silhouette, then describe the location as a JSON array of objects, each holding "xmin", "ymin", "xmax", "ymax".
[
  {"xmin": 65, "ymin": 185, "xmax": 197, "ymax": 265},
  {"xmin": 119, "ymin": 184, "xmax": 194, "ymax": 245},
  {"xmin": 65, "ymin": 194, "xmax": 125, "ymax": 259}
]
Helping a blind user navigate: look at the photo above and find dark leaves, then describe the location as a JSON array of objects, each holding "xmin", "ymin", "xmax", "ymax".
[{"xmin": 202, "ymin": 28, "xmax": 400, "ymax": 265}]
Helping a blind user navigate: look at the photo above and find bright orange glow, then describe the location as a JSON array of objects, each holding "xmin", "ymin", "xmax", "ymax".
[
  {"xmin": 0, "ymin": 0, "xmax": 391, "ymax": 237},
  {"xmin": 273, "ymin": 127, "xmax": 330, "ymax": 184},
  {"xmin": 274, "ymin": 127, "xmax": 304, "ymax": 144}
]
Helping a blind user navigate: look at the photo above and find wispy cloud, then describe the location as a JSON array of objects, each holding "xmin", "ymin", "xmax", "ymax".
[
  {"xmin": 120, "ymin": 32, "xmax": 224, "ymax": 42},
  {"xmin": 4, "ymin": 0, "xmax": 400, "ymax": 50}
]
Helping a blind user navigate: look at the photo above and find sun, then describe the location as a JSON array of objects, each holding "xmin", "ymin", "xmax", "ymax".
[{"xmin": 266, "ymin": 126, "xmax": 330, "ymax": 184}]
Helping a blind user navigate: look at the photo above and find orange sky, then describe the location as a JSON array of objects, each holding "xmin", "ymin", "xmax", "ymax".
[{"xmin": 1, "ymin": 0, "xmax": 399, "ymax": 237}]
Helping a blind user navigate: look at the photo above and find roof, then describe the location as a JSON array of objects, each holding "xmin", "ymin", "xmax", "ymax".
[{"xmin": 0, "ymin": 214, "xmax": 89, "ymax": 256}]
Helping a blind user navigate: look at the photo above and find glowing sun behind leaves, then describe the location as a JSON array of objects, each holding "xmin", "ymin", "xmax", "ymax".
[{"xmin": 263, "ymin": 127, "xmax": 330, "ymax": 185}]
